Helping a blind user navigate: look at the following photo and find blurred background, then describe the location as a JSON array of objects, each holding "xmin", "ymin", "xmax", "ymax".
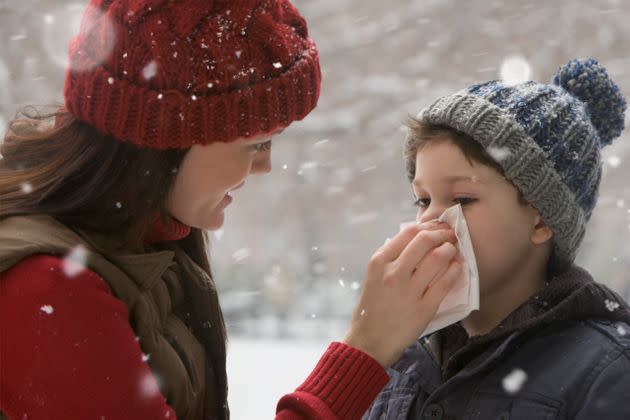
[{"xmin": 2, "ymin": 0, "xmax": 629, "ymax": 417}]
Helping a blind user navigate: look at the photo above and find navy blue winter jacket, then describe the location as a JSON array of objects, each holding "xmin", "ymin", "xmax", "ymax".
[{"xmin": 363, "ymin": 265, "xmax": 630, "ymax": 420}]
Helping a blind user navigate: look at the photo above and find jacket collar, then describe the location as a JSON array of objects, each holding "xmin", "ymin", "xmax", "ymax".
[{"xmin": 437, "ymin": 264, "xmax": 630, "ymax": 379}]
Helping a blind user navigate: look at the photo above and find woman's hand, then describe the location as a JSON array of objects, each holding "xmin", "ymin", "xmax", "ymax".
[{"xmin": 343, "ymin": 221, "xmax": 461, "ymax": 367}]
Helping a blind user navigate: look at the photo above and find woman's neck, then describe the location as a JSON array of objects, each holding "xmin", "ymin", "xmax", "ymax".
[{"xmin": 144, "ymin": 212, "xmax": 192, "ymax": 244}]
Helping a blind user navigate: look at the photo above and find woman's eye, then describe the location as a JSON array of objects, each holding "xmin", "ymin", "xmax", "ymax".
[{"xmin": 253, "ymin": 140, "xmax": 272, "ymax": 152}]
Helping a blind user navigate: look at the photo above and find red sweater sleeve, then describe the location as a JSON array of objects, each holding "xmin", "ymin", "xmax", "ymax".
[
  {"xmin": 275, "ymin": 342, "xmax": 390, "ymax": 420},
  {"xmin": 0, "ymin": 255, "xmax": 176, "ymax": 420}
]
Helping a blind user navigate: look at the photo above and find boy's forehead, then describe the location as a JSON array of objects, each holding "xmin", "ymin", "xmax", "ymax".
[
  {"xmin": 412, "ymin": 175, "xmax": 487, "ymax": 187},
  {"xmin": 414, "ymin": 145, "xmax": 506, "ymax": 187}
]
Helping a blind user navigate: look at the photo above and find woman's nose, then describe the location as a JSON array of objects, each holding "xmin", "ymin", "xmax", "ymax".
[{"xmin": 252, "ymin": 154, "xmax": 272, "ymax": 174}]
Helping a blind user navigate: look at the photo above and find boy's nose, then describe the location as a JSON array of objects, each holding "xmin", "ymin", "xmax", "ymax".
[{"xmin": 417, "ymin": 205, "xmax": 447, "ymax": 224}]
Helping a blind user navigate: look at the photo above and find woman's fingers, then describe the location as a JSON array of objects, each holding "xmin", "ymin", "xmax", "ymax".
[
  {"xmin": 343, "ymin": 220, "xmax": 462, "ymax": 368},
  {"xmin": 375, "ymin": 221, "xmax": 451, "ymax": 263},
  {"xmin": 374, "ymin": 224, "xmax": 422, "ymax": 263},
  {"xmin": 409, "ymin": 241, "xmax": 458, "ymax": 296},
  {"xmin": 397, "ymin": 228, "xmax": 457, "ymax": 275},
  {"xmin": 417, "ymin": 257, "xmax": 463, "ymax": 317}
]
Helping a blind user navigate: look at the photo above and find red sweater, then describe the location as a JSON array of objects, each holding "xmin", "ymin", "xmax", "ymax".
[{"xmin": 0, "ymin": 218, "xmax": 389, "ymax": 419}]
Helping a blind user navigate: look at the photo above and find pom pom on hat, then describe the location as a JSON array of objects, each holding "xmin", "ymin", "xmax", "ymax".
[{"xmin": 552, "ymin": 57, "xmax": 627, "ymax": 146}]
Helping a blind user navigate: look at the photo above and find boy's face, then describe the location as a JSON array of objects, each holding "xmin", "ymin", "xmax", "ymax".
[{"xmin": 412, "ymin": 138, "xmax": 548, "ymax": 298}]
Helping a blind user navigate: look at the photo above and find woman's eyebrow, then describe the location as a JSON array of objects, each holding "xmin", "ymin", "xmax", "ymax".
[{"xmin": 246, "ymin": 128, "xmax": 284, "ymax": 144}]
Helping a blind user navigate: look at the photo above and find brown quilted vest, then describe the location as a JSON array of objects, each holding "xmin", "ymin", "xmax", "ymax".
[{"xmin": 0, "ymin": 215, "xmax": 229, "ymax": 420}]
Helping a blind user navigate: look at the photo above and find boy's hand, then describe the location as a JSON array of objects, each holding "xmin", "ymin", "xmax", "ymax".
[{"xmin": 343, "ymin": 221, "xmax": 461, "ymax": 367}]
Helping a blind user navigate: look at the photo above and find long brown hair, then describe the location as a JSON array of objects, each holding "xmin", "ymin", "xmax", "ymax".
[
  {"xmin": 0, "ymin": 106, "xmax": 228, "ymax": 412},
  {"xmin": 0, "ymin": 106, "xmax": 188, "ymax": 243}
]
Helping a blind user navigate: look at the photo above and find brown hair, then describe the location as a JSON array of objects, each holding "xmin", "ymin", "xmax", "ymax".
[
  {"xmin": 0, "ymin": 106, "xmax": 228, "ymax": 405},
  {"xmin": 0, "ymin": 107, "xmax": 191, "ymax": 243},
  {"xmin": 404, "ymin": 116, "xmax": 528, "ymax": 206}
]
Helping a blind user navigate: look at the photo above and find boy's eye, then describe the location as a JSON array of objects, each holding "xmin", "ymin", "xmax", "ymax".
[
  {"xmin": 252, "ymin": 140, "xmax": 272, "ymax": 152},
  {"xmin": 413, "ymin": 197, "xmax": 430, "ymax": 208},
  {"xmin": 413, "ymin": 197, "xmax": 477, "ymax": 208},
  {"xmin": 456, "ymin": 197, "xmax": 477, "ymax": 206}
]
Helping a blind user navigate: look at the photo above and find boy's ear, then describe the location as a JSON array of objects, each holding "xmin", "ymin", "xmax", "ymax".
[{"xmin": 531, "ymin": 212, "xmax": 553, "ymax": 245}]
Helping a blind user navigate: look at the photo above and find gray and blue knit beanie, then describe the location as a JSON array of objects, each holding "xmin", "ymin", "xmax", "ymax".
[{"xmin": 415, "ymin": 58, "xmax": 627, "ymax": 271}]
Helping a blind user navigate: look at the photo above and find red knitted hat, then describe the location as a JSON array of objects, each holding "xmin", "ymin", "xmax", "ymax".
[{"xmin": 63, "ymin": 0, "xmax": 321, "ymax": 149}]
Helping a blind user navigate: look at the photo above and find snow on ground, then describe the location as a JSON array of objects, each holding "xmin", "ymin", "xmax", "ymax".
[{"xmin": 227, "ymin": 337, "xmax": 328, "ymax": 419}]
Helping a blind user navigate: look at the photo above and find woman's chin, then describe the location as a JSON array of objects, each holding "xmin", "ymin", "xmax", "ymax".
[{"xmin": 202, "ymin": 211, "xmax": 225, "ymax": 231}]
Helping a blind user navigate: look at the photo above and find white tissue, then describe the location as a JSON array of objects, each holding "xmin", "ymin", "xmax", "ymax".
[{"xmin": 400, "ymin": 204, "xmax": 480, "ymax": 337}]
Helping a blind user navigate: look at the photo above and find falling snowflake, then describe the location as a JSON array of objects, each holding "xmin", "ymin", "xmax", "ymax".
[
  {"xmin": 142, "ymin": 353, "xmax": 151, "ymax": 362},
  {"xmin": 207, "ymin": 82, "xmax": 214, "ymax": 88},
  {"xmin": 605, "ymin": 299, "xmax": 620, "ymax": 312},
  {"xmin": 273, "ymin": 62, "xmax": 282, "ymax": 69},
  {"xmin": 235, "ymin": 50, "xmax": 242, "ymax": 59},
  {"xmin": 232, "ymin": 248, "xmax": 251, "ymax": 262},
  {"xmin": 62, "ymin": 245, "xmax": 88, "ymax": 278},
  {"xmin": 311, "ymin": 313, "xmax": 317, "ymax": 319},
  {"xmin": 45, "ymin": 4, "xmax": 115, "ymax": 71},
  {"xmin": 107, "ymin": 77, "xmax": 114, "ymax": 85},
  {"xmin": 142, "ymin": 60, "xmax": 157, "ymax": 80},
  {"xmin": 157, "ymin": 93, "xmax": 163, "ymax": 100},
  {"xmin": 348, "ymin": 211, "xmax": 380, "ymax": 225},
  {"xmin": 140, "ymin": 372, "xmax": 160, "ymax": 398},
  {"xmin": 607, "ymin": 155, "xmax": 621, "ymax": 168},
  {"xmin": 499, "ymin": 55, "xmax": 531, "ymax": 86},
  {"xmin": 617, "ymin": 324, "xmax": 627, "ymax": 336},
  {"xmin": 40, "ymin": 305, "xmax": 54, "ymax": 315},
  {"xmin": 115, "ymin": 201, "xmax": 122, "ymax": 209},
  {"xmin": 338, "ymin": 279, "xmax": 345, "ymax": 287},
  {"xmin": 360, "ymin": 309, "xmax": 366, "ymax": 316},
  {"xmin": 20, "ymin": 182, "xmax": 33, "ymax": 194},
  {"xmin": 486, "ymin": 146, "xmax": 511, "ymax": 162},
  {"xmin": 350, "ymin": 281, "xmax": 360, "ymax": 290},
  {"xmin": 502, "ymin": 368, "xmax": 527, "ymax": 394}
]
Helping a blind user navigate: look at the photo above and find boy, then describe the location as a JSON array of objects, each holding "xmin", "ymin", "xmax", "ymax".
[{"xmin": 364, "ymin": 58, "xmax": 630, "ymax": 419}]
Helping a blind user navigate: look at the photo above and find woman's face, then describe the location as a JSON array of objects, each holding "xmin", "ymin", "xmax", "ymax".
[{"xmin": 166, "ymin": 132, "xmax": 277, "ymax": 230}]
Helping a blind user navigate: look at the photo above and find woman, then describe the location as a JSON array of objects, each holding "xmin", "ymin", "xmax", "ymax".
[{"xmin": 0, "ymin": 1, "xmax": 461, "ymax": 419}]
